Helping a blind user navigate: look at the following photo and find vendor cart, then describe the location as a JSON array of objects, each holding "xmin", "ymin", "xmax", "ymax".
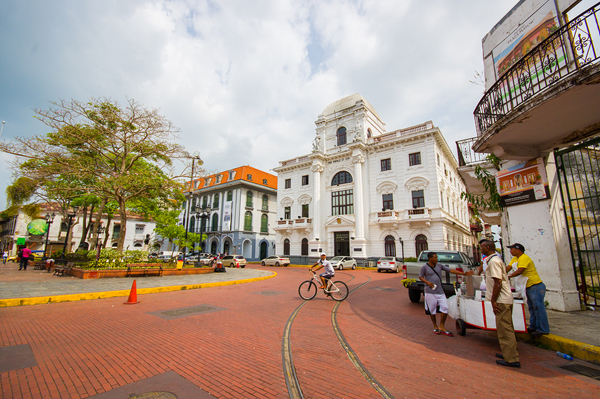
[{"xmin": 455, "ymin": 294, "xmax": 527, "ymax": 336}]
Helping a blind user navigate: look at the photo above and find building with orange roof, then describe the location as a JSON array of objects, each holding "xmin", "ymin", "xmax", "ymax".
[{"xmin": 182, "ymin": 166, "xmax": 278, "ymax": 259}]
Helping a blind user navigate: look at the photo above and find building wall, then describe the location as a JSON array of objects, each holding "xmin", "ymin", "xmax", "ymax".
[{"xmin": 274, "ymin": 94, "xmax": 470, "ymax": 263}]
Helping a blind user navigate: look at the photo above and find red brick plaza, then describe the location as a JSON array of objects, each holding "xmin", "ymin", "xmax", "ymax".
[{"xmin": 1, "ymin": 266, "xmax": 598, "ymax": 398}]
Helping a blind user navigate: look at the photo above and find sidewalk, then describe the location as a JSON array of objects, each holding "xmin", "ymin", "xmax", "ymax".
[{"xmin": 1, "ymin": 262, "xmax": 599, "ymax": 365}]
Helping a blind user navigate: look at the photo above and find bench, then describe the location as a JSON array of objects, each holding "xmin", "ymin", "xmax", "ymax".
[
  {"xmin": 33, "ymin": 262, "xmax": 45, "ymax": 270},
  {"xmin": 126, "ymin": 267, "xmax": 163, "ymax": 277}
]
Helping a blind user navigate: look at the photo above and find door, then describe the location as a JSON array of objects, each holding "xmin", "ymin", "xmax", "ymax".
[
  {"xmin": 334, "ymin": 232, "xmax": 350, "ymax": 256},
  {"xmin": 260, "ymin": 241, "xmax": 268, "ymax": 260}
]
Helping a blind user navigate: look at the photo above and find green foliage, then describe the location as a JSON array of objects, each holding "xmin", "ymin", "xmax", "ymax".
[
  {"xmin": 460, "ymin": 154, "xmax": 503, "ymax": 212},
  {"xmin": 404, "ymin": 257, "xmax": 418, "ymax": 262},
  {"xmin": 5, "ymin": 177, "xmax": 37, "ymax": 207},
  {"xmin": 401, "ymin": 278, "xmax": 417, "ymax": 288}
]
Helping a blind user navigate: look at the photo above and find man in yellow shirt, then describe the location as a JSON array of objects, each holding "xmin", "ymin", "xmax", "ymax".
[{"xmin": 507, "ymin": 243, "xmax": 549, "ymax": 337}]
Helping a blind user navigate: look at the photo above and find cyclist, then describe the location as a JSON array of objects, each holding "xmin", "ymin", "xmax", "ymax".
[{"xmin": 311, "ymin": 253, "xmax": 335, "ymax": 289}]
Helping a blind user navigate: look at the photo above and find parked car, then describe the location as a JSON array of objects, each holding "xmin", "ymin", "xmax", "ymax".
[
  {"xmin": 222, "ymin": 255, "xmax": 247, "ymax": 268},
  {"xmin": 377, "ymin": 257, "xmax": 403, "ymax": 273},
  {"xmin": 330, "ymin": 256, "xmax": 357, "ymax": 270},
  {"xmin": 261, "ymin": 255, "xmax": 290, "ymax": 267}
]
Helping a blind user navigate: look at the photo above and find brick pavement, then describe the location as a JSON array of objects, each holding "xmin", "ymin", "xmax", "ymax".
[{"xmin": 0, "ymin": 266, "xmax": 599, "ymax": 398}]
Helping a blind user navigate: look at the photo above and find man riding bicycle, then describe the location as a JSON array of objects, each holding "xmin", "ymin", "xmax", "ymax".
[{"xmin": 311, "ymin": 253, "xmax": 335, "ymax": 289}]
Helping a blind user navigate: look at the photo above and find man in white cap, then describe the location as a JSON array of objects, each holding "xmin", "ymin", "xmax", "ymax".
[{"xmin": 311, "ymin": 253, "xmax": 335, "ymax": 289}]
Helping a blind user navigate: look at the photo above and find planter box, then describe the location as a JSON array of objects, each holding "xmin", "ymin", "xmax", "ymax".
[{"xmin": 70, "ymin": 265, "xmax": 214, "ymax": 279}]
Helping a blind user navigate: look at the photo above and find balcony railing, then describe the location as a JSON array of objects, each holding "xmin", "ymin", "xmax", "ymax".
[
  {"xmin": 456, "ymin": 137, "xmax": 490, "ymax": 167},
  {"xmin": 474, "ymin": 4, "xmax": 600, "ymax": 136}
]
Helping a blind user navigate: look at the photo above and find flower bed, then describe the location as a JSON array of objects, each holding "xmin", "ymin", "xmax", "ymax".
[{"xmin": 70, "ymin": 264, "xmax": 214, "ymax": 279}]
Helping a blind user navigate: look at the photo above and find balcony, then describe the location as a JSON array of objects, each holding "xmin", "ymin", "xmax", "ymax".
[
  {"xmin": 405, "ymin": 208, "xmax": 431, "ymax": 226},
  {"xmin": 371, "ymin": 211, "xmax": 402, "ymax": 226},
  {"xmin": 274, "ymin": 220, "xmax": 293, "ymax": 231},
  {"xmin": 133, "ymin": 234, "xmax": 146, "ymax": 241},
  {"xmin": 292, "ymin": 218, "xmax": 312, "ymax": 230},
  {"xmin": 473, "ymin": 4, "xmax": 600, "ymax": 160}
]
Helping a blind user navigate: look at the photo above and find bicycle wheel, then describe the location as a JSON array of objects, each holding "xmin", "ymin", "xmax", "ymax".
[
  {"xmin": 298, "ymin": 281, "xmax": 318, "ymax": 300},
  {"xmin": 329, "ymin": 281, "xmax": 349, "ymax": 301}
]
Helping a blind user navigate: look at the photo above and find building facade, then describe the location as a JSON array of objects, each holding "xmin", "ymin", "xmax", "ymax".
[
  {"xmin": 273, "ymin": 94, "xmax": 470, "ymax": 264},
  {"xmin": 0, "ymin": 203, "xmax": 155, "ymax": 256},
  {"xmin": 458, "ymin": 0, "xmax": 600, "ymax": 311},
  {"xmin": 182, "ymin": 166, "xmax": 278, "ymax": 261}
]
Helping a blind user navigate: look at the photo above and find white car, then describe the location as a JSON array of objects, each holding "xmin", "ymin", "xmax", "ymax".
[
  {"xmin": 377, "ymin": 257, "xmax": 403, "ymax": 273},
  {"xmin": 329, "ymin": 256, "xmax": 357, "ymax": 270},
  {"xmin": 261, "ymin": 255, "xmax": 290, "ymax": 267}
]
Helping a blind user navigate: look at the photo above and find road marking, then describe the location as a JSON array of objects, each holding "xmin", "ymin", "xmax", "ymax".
[
  {"xmin": 282, "ymin": 300, "xmax": 308, "ymax": 399},
  {"xmin": 331, "ymin": 276, "xmax": 396, "ymax": 399}
]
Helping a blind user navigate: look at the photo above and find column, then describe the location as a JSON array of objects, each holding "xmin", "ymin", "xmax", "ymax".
[
  {"xmin": 352, "ymin": 153, "xmax": 365, "ymax": 239},
  {"xmin": 311, "ymin": 163, "xmax": 324, "ymax": 240}
]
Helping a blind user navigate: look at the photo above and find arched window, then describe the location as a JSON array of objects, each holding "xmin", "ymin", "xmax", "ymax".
[
  {"xmin": 385, "ymin": 235, "xmax": 396, "ymax": 257},
  {"xmin": 244, "ymin": 211, "xmax": 253, "ymax": 231},
  {"xmin": 60, "ymin": 222, "xmax": 68, "ymax": 232},
  {"xmin": 202, "ymin": 196, "xmax": 208, "ymax": 208},
  {"xmin": 331, "ymin": 171, "xmax": 353, "ymax": 186},
  {"xmin": 284, "ymin": 239, "xmax": 290, "ymax": 255},
  {"xmin": 301, "ymin": 238, "xmax": 308, "ymax": 256},
  {"xmin": 415, "ymin": 234, "xmax": 428, "ymax": 256},
  {"xmin": 246, "ymin": 191, "xmax": 253, "ymax": 207},
  {"xmin": 211, "ymin": 213, "xmax": 219, "ymax": 231},
  {"xmin": 189, "ymin": 217, "xmax": 195, "ymax": 233},
  {"xmin": 191, "ymin": 197, "xmax": 197, "ymax": 210},
  {"xmin": 227, "ymin": 191, "xmax": 232, "ymax": 201},
  {"xmin": 213, "ymin": 193, "xmax": 219, "ymax": 208},
  {"xmin": 337, "ymin": 127, "xmax": 347, "ymax": 146},
  {"xmin": 262, "ymin": 195, "xmax": 268, "ymax": 210},
  {"xmin": 261, "ymin": 214, "xmax": 268, "ymax": 233}
]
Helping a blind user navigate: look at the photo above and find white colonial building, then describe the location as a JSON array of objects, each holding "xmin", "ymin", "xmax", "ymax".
[
  {"xmin": 182, "ymin": 165, "xmax": 278, "ymax": 260},
  {"xmin": 273, "ymin": 94, "xmax": 470, "ymax": 264}
]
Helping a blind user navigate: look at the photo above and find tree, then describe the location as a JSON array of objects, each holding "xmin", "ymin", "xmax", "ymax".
[{"xmin": 0, "ymin": 97, "xmax": 195, "ymax": 251}]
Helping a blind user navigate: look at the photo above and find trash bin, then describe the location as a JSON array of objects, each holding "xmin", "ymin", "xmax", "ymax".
[
  {"xmin": 366, "ymin": 260, "xmax": 376, "ymax": 268},
  {"xmin": 176, "ymin": 260, "xmax": 184, "ymax": 269}
]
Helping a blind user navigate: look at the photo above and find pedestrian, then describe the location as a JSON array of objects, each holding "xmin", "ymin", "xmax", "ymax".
[
  {"xmin": 19, "ymin": 247, "xmax": 32, "ymax": 271},
  {"xmin": 480, "ymin": 240, "xmax": 520, "ymax": 368},
  {"xmin": 2, "ymin": 250, "xmax": 7, "ymax": 264},
  {"xmin": 507, "ymin": 243, "xmax": 549, "ymax": 337},
  {"xmin": 311, "ymin": 253, "xmax": 335, "ymax": 290},
  {"xmin": 419, "ymin": 252, "xmax": 473, "ymax": 337}
]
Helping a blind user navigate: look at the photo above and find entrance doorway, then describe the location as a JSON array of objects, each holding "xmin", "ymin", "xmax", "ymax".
[
  {"xmin": 260, "ymin": 241, "xmax": 268, "ymax": 260},
  {"xmin": 334, "ymin": 232, "xmax": 350, "ymax": 256}
]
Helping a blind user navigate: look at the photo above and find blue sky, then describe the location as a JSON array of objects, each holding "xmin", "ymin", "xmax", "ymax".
[{"xmin": 3, "ymin": 0, "xmax": 588, "ymax": 211}]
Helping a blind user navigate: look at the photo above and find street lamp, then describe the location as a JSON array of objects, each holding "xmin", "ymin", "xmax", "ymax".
[
  {"xmin": 183, "ymin": 152, "xmax": 202, "ymax": 265},
  {"xmin": 43, "ymin": 213, "xmax": 56, "ymax": 259},
  {"xmin": 398, "ymin": 237, "xmax": 405, "ymax": 261},
  {"xmin": 0, "ymin": 121, "xmax": 5, "ymax": 139},
  {"xmin": 61, "ymin": 206, "xmax": 79, "ymax": 260},
  {"xmin": 196, "ymin": 206, "xmax": 211, "ymax": 254}
]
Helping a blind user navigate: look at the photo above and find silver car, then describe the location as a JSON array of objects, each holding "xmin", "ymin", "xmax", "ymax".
[
  {"xmin": 330, "ymin": 256, "xmax": 357, "ymax": 270},
  {"xmin": 261, "ymin": 255, "xmax": 290, "ymax": 267},
  {"xmin": 377, "ymin": 257, "xmax": 403, "ymax": 273}
]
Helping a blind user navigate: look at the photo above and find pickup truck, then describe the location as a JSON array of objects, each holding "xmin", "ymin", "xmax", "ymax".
[{"xmin": 402, "ymin": 250, "xmax": 479, "ymax": 303}]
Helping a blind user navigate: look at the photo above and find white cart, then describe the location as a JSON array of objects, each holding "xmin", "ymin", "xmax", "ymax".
[{"xmin": 455, "ymin": 295, "xmax": 527, "ymax": 336}]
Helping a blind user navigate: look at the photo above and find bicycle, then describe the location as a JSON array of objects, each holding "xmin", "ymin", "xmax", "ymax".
[{"xmin": 298, "ymin": 270, "xmax": 349, "ymax": 301}]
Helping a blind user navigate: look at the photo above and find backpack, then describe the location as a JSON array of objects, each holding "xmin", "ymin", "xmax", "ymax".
[{"xmin": 18, "ymin": 249, "xmax": 23, "ymax": 257}]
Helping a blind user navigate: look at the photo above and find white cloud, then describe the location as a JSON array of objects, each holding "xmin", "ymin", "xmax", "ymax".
[{"xmin": 0, "ymin": 0, "xmax": 521, "ymax": 210}]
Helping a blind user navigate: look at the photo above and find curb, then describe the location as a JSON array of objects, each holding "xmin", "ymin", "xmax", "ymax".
[
  {"xmin": 517, "ymin": 332, "xmax": 600, "ymax": 365},
  {"xmin": 0, "ymin": 271, "xmax": 277, "ymax": 308}
]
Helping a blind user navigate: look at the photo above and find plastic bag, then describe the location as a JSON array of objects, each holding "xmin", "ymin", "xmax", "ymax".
[
  {"xmin": 447, "ymin": 295, "xmax": 460, "ymax": 319},
  {"xmin": 513, "ymin": 275, "xmax": 528, "ymax": 299}
]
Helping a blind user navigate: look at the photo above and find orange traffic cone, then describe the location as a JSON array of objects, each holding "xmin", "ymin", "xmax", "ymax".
[
  {"xmin": 236, "ymin": 262, "xmax": 240, "ymax": 268},
  {"xmin": 124, "ymin": 280, "xmax": 140, "ymax": 304}
]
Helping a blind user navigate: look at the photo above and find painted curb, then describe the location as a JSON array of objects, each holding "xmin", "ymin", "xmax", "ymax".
[
  {"xmin": 517, "ymin": 332, "xmax": 600, "ymax": 365},
  {"xmin": 0, "ymin": 271, "xmax": 277, "ymax": 308}
]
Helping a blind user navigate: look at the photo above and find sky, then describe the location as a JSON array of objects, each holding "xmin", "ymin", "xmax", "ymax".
[{"xmin": 0, "ymin": 0, "xmax": 594, "ymax": 211}]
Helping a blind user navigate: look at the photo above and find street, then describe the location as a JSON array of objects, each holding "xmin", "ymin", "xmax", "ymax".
[{"xmin": 1, "ymin": 265, "xmax": 599, "ymax": 398}]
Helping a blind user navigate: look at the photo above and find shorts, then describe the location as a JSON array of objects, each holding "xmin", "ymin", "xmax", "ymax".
[
  {"xmin": 320, "ymin": 272, "xmax": 335, "ymax": 279},
  {"xmin": 424, "ymin": 293, "xmax": 448, "ymax": 315}
]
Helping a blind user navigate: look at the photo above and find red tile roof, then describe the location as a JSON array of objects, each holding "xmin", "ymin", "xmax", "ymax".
[{"xmin": 184, "ymin": 165, "xmax": 277, "ymax": 192}]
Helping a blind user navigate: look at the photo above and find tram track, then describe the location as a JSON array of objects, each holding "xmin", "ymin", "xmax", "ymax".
[{"xmin": 282, "ymin": 271, "xmax": 395, "ymax": 399}]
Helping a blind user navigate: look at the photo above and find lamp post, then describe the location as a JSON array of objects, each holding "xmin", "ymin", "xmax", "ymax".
[
  {"xmin": 61, "ymin": 206, "xmax": 79, "ymax": 260},
  {"xmin": 0, "ymin": 121, "xmax": 5, "ymax": 139},
  {"xmin": 196, "ymin": 207, "xmax": 211, "ymax": 253},
  {"xmin": 43, "ymin": 213, "xmax": 56, "ymax": 259},
  {"xmin": 183, "ymin": 152, "xmax": 202, "ymax": 265},
  {"xmin": 398, "ymin": 237, "xmax": 405, "ymax": 261}
]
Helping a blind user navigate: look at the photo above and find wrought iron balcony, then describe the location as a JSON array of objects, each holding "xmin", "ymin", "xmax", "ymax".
[
  {"xmin": 457, "ymin": 137, "xmax": 489, "ymax": 167},
  {"xmin": 474, "ymin": 4, "xmax": 600, "ymax": 136}
]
